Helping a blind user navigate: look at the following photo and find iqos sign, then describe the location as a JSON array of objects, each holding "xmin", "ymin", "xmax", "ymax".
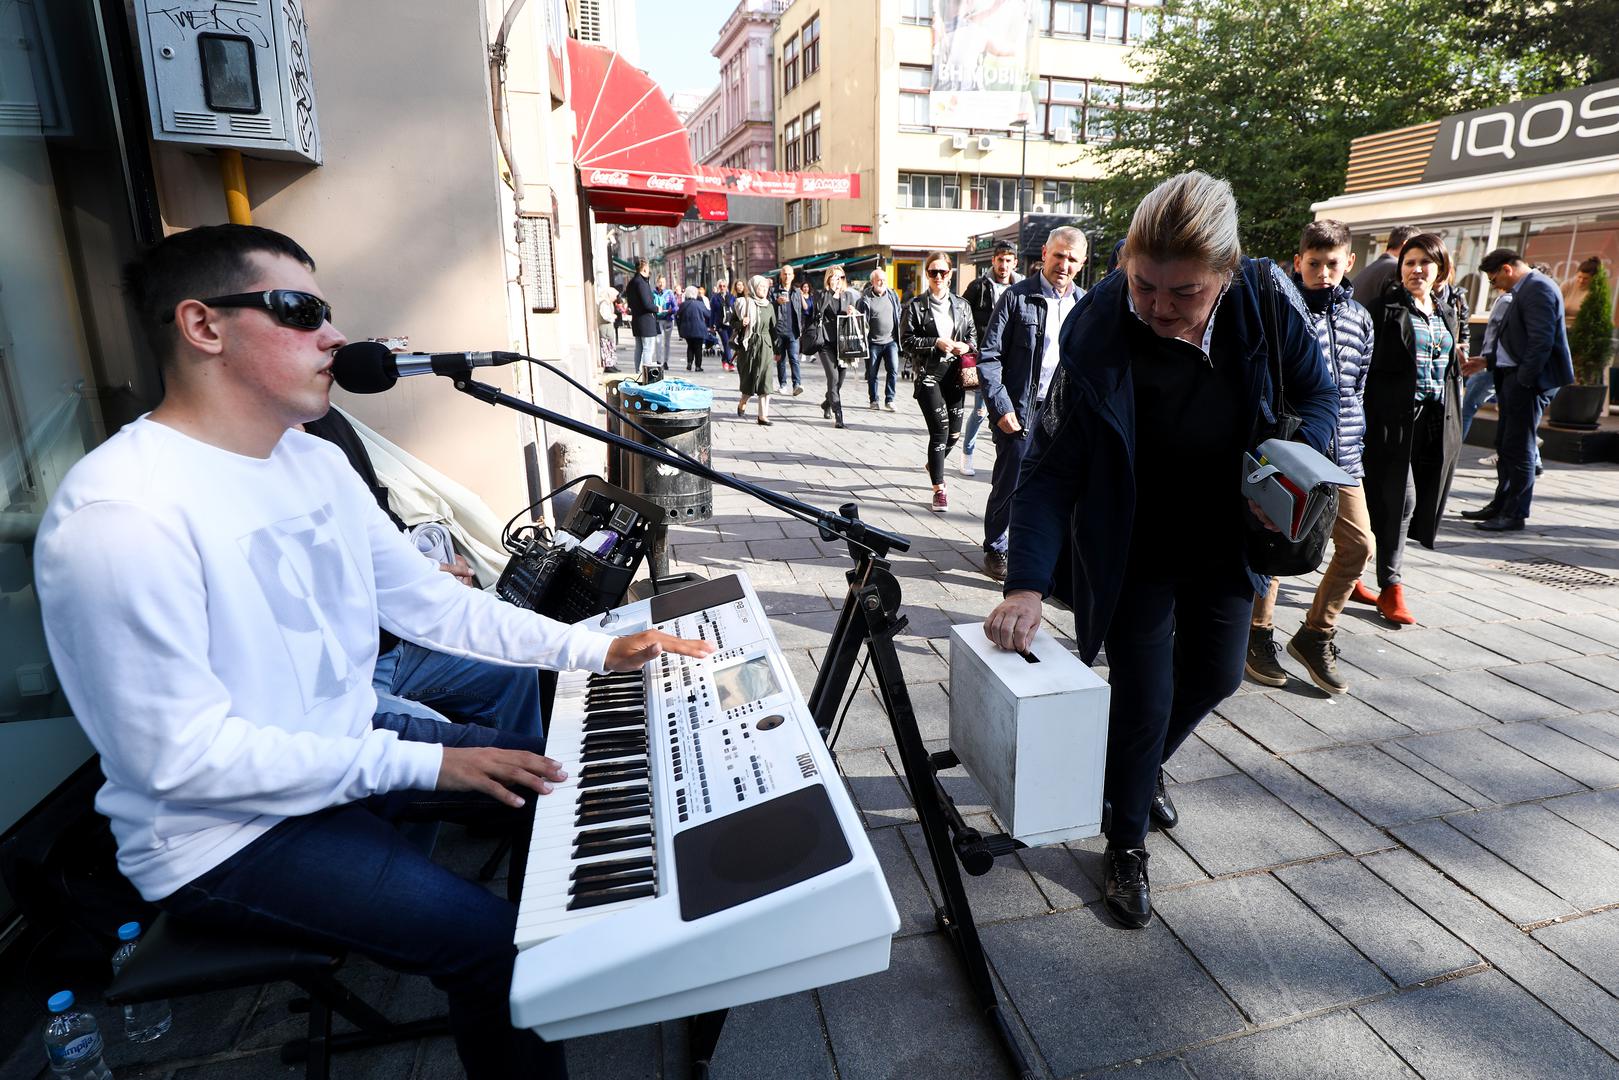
[{"xmin": 1423, "ymin": 80, "xmax": 1619, "ymax": 182}]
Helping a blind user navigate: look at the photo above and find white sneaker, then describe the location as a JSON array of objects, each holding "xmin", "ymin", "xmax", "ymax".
[
  {"xmin": 883, "ymin": 402, "xmax": 896, "ymax": 413},
  {"xmin": 960, "ymin": 453, "xmax": 976, "ymax": 477},
  {"xmin": 1481, "ymin": 453, "xmax": 1499, "ymax": 466}
]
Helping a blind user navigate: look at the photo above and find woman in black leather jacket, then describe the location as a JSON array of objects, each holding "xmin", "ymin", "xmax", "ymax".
[{"xmin": 900, "ymin": 251, "xmax": 976, "ymax": 511}]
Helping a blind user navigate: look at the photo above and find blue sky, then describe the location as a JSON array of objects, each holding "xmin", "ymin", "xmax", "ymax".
[{"xmin": 634, "ymin": 0, "xmax": 728, "ymax": 98}]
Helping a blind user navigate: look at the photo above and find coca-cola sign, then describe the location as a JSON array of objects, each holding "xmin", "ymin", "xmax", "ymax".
[
  {"xmin": 645, "ymin": 174, "xmax": 688, "ymax": 192},
  {"xmin": 587, "ymin": 170, "xmax": 630, "ymax": 188}
]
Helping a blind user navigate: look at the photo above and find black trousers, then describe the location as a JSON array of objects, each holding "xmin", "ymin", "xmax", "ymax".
[
  {"xmin": 1491, "ymin": 371, "xmax": 1549, "ymax": 520},
  {"xmin": 984, "ymin": 406, "xmax": 1038, "ymax": 553},
  {"xmin": 914, "ymin": 369, "xmax": 965, "ymax": 485},
  {"xmin": 685, "ymin": 338, "xmax": 704, "ymax": 370},
  {"xmin": 1102, "ymin": 571, "xmax": 1252, "ymax": 848}
]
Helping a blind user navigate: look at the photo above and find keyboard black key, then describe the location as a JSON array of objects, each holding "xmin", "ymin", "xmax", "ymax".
[
  {"xmin": 578, "ymin": 767, "xmax": 648, "ymax": 789},
  {"xmin": 567, "ymin": 882, "xmax": 657, "ymax": 910},
  {"xmin": 570, "ymin": 855, "xmax": 654, "ymax": 881},
  {"xmin": 568, "ymin": 868, "xmax": 655, "ymax": 894},
  {"xmin": 573, "ymin": 835, "xmax": 653, "ymax": 859},
  {"xmin": 575, "ymin": 805, "xmax": 651, "ymax": 827}
]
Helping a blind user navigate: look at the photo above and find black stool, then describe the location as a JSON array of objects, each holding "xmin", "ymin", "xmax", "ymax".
[{"xmin": 106, "ymin": 913, "xmax": 448, "ymax": 1080}]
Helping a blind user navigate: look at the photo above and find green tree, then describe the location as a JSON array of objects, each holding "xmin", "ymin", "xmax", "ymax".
[
  {"xmin": 1080, "ymin": 0, "xmax": 1576, "ymax": 261},
  {"xmin": 1459, "ymin": 0, "xmax": 1619, "ymax": 84},
  {"xmin": 1569, "ymin": 265, "xmax": 1614, "ymax": 386}
]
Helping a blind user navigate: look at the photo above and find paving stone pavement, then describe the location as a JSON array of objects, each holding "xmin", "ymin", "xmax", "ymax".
[{"xmin": 10, "ymin": 352, "xmax": 1619, "ymax": 1079}]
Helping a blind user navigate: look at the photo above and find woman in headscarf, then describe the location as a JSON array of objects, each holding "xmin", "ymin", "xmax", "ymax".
[{"xmin": 732, "ymin": 274, "xmax": 777, "ymax": 425}]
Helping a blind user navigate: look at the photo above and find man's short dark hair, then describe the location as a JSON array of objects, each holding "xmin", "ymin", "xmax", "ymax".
[
  {"xmin": 992, "ymin": 240, "xmax": 1017, "ymax": 256},
  {"xmin": 1386, "ymin": 225, "xmax": 1422, "ymax": 251},
  {"xmin": 1479, "ymin": 248, "xmax": 1523, "ymax": 274},
  {"xmin": 124, "ymin": 224, "xmax": 314, "ymax": 366},
  {"xmin": 1299, "ymin": 219, "xmax": 1352, "ymax": 254}
]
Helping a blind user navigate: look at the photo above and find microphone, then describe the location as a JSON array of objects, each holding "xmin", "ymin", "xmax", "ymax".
[{"xmin": 331, "ymin": 340, "xmax": 524, "ymax": 394}]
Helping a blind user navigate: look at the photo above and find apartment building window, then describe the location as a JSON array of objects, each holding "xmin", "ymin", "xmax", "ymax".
[
  {"xmin": 898, "ymin": 172, "xmax": 960, "ymax": 209},
  {"xmin": 806, "ymin": 200, "xmax": 825, "ymax": 229},
  {"xmin": 1036, "ymin": 0, "xmax": 1089, "ymax": 36},
  {"xmin": 786, "ymin": 200, "xmax": 802, "ymax": 234},
  {"xmin": 899, "ymin": 65, "xmax": 932, "ymax": 129},
  {"xmin": 1088, "ymin": 81, "xmax": 1121, "ymax": 140},
  {"xmin": 1044, "ymin": 180, "xmax": 1085, "ymax": 214},
  {"xmin": 801, "ymin": 105, "xmax": 822, "ymax": 164},
  {"xmin": 783, "ymin": 34, "xmax": 800, "ymax": 93},
  {"xmin": 1040, "ymin": 78, "xmax": 1086, "ymax": 138},
  {"xmin": 802, "ymin": 15, "xmax": 821, "ymax": 76},
  {"xmin": 969, "ymin": 176, "xmax": 1033, "ymax": 212},
  {"xmin": 900, "ymin": 0, "xmax": 931, "ymax": 24},
  {"xmin": 783, "ymin": 116, "xmax": 802, "ymax": 170},
  {"xmin": 1034, "ymin": 0, "xmax": 1161, "ymax": 43}
]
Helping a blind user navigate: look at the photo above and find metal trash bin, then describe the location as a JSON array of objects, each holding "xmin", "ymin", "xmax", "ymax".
[{"xmin": 617, "ymin": 379, "xmax": 714, "ymax": 579}]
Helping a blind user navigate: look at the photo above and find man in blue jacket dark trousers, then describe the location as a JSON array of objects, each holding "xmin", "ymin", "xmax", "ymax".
[
  {"xmin": 710, "ymin": 280, "xmax": 734, "ymax": 369},
  {"xmin": 976, "ymin": 227, "xmax": 1087, "ymax": 581},
  {"xmin": 1462, "ymin": 249, "xmax": 1574, "ymax": 531}
]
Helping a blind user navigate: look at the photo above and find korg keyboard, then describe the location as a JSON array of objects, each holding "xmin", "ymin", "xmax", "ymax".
[{"xmin": 509, "ymin": 572, "xmax": 899, "ymax": 1039}]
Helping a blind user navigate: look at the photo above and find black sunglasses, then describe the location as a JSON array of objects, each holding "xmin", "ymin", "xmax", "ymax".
[
  {"xmin": 927, "ymin": 267, "xmax": 952, "ymax": 278},
  {"xmin": 166, "ymin": 289, "xmax": 333, "ymax": 330}
]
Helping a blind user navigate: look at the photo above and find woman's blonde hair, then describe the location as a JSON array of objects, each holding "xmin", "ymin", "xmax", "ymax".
[{"xmin": 1122, "ymin": 171, "xmax": 1241, "ymax": 274}]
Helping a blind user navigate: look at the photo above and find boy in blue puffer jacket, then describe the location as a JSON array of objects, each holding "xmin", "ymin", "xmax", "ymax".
[{"xmin": 1246, "ymin": 220, "xmax": 1376, "ymax": 695}]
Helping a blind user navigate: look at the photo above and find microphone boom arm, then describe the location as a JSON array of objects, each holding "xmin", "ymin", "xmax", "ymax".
[{"xmin": 443, "ymin": 370, "xmax": 910, "ymax": 559}]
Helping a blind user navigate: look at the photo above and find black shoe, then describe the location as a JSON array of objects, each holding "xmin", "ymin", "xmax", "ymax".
[
  {"xmin": 1150, "ymin": 770, "xmax": 1178, "ymax": 830},
  {"xmin": 982, "ymin": 551, "xmax": 1008, "ymax": 582},
  {"xmin": 1103, "ymin": 846, "xmax": 1152, "ymax": 929},
  {"xmin": 1476, "ymin": 515, "xmax": 1525, "ymax": 532},
  {"xmin": 1536, "ymin": 465, "xmax": 1544, "ymax": 477},
  {"xmin": 1245, "ymin": 626, "xmax": 1288, "ymax": 687},
  {"xmin": 1287, "ymin": 626, "xmax": 1348, "ymax": 695},
  {"xmin": 823, "ymin": 404, "xmax": 833, "ymax": 419},
  {"xmin": 1459, "ymin": 504, "xmax": 1500, "ymax": 521}
]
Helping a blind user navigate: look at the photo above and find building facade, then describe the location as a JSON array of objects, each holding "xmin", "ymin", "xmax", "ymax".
[
  {"xmin": 773, "ymin": 0, "xmax": 1158, "ymax": 295},
  {"xmin": 663, "ymin": 0, "xmax": 787, "ymax": 291}
]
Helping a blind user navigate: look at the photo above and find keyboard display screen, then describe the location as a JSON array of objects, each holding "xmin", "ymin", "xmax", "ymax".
[{"xmin": 711, "ymin": 655, "xmax": 779, "ymax": 710}]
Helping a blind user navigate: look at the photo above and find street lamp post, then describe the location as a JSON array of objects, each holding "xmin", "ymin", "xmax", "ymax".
[{"xmin": 1013, "ymin": 117, "xmax": 1030, "ymax": 264}]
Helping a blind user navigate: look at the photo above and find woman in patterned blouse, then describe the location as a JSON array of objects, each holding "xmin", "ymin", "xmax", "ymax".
[{"xmin": 1359, "ymin": 233, "xmax": 1467, "ymax": 626}]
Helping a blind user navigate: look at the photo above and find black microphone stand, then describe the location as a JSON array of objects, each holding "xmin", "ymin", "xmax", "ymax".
[{"xmin": 439, "ymin": 361, "xmax": 1037, "ymax": 1080}]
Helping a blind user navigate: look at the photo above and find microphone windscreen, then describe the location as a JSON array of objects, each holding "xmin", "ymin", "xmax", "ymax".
[{"xmin": 331, "ymin": 341, "xmax": 398, "ymax": 394}]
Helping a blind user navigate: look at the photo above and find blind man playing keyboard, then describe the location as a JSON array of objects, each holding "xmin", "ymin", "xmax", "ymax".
[{"xmin": 34, "ymin": 224, "xmax": 714, "ymax": 1080}]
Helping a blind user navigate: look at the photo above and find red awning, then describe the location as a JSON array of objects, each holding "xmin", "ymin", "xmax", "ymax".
[{"xmin": 567, "ymin": 39, "xmax": 694, "ymax": 227}]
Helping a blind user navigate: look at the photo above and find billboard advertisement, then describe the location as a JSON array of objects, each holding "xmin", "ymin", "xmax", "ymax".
[{"xmin": 929, "ymin": 0, "xmax": 1036, "ymax": 130}]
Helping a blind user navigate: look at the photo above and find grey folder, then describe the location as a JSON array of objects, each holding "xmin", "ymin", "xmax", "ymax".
[{"xmin": 1242, "ymin": 438, "xmax": 1357, "ymax": 542}]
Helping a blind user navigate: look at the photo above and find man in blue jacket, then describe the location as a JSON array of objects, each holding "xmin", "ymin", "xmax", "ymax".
[
  {"xmin": 976, "ymin": 227, "xmax": 1087, "ymax": 581},
  {"xmin": 710, "ymin": 279, "xmax": 734, "ymax": 370},
  {"xmin": 1463, "ymin": 249, "xmax": 1574, "ymax": 530}
]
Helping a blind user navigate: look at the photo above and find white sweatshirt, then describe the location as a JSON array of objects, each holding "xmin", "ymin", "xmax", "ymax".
[{"xmin": 35, "ymin": 418, "xmax": 614, "ymax": 900}]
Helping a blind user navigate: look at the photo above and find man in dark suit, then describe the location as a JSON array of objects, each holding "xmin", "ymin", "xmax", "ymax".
[
  {"xmin": 710, "ymin": 279, "xmax": 734, "ymax": 370},
  {"xmin": 1352, "ymin": 224, "xmax": 1421, "ymax": 320},
  {"xmin": 1461, "ymin": 248, "xmax": 1575, "ymax": 531},
  {"xmin": 624, "ymin": 260, "xmax": 659, "ymax": 372},
  {"xmin": 976, "ymin": 226, "xmax": 1087, "ymax": 581}
]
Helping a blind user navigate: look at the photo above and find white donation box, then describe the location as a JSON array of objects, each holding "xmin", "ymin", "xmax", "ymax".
[{"xmin": 947, "ymin": 623, "xmax": 1109, "ymax": 847}]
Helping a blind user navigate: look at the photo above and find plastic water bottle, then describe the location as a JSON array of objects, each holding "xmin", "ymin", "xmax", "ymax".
[
  {"xmin": 110, "ymin": 922, "xmax": 171, "ymax": 1043},
  {"xmin": 42, "ymin": 991, "xmax": 114, "ymax": 1080}
]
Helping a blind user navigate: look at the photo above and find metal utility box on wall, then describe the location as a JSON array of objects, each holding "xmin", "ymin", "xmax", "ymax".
[
  {"xmin": 132, "ymin": 0, "xmax": 321, "ymax": 163},
  {"xmin": 947, "ymin": 623, "xmax": 1109, "ymax": 847}
]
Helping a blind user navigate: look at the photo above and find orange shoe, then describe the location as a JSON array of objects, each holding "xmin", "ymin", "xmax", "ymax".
[
  {"xmin": 1349, "ymin": 581, "xmax": 1380, "ymax": 606},
  {"xmin": 1377, "ymin": 583, "xmax": 1416, "ymax": 625}
]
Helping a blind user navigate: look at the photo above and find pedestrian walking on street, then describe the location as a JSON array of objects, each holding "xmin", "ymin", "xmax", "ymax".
[
  {"xmin": 710, "ymin": 279, "xmax": 735, "ymax": 371},
  {"xmin": 960, "ymin": 240, "xmax": 1022, "ymax": 479},
  {"xmin": 1457, "ymin": 249, "xmax": 1573, "ymax": 531},
  {"xmin": 655, "ymin": 274, "xmax": 678, "ymax": 365},
  {"xmin": 976, "ymin": 227, "xmax": 1086, "ymax": 581},
  {"xmin": 861, "ymin": 269, "xmax": 902, "ymax": 411},
  {"xmin": 625, "ymin": 260, "xmax": 659, "ymax": 373},
  {"xmin": 1357, "ymin": 233, "xmax": 1467, "ymax": 626},
  {"xmin": 815, "ymin": 266, "xmax": 862, "ymax": 428},
  {"xmin": 677, "ymin": 286, "xmax": 710, "ymax": 372},
  {"xmin": 901, "ymin": 251, "xmax": 975, "ymax": 512},
  {"xmin": 772, "ymin": 265, "xmax": 807, "ymax": 395},
  {"xmin": 983, "ymin": 172, "xmax": 1338, "ymax": 930},
  {"xmin": 1245, "ymin": 220, "xmax": 1375, "ymax": 695},
  {"xmin": 733, "ymin": 275, "xmax": 776, "ymax": 425}
]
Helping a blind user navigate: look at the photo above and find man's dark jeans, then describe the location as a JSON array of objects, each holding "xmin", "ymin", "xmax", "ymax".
[
  {"xmin": 775, "ymin": 337, "xmax": 802, "ymax": 389},
  {"xmin": 158, "ymin": 715, "xmax": 565, "ymax": 1080},
  {"xmin": 1102, "ymin": 572, "xmax": 1250, "ymax": 848},
  {"xmin": 867, "ymin": 341, "xmax": 899, "ymax": 404},
  {"xmin": 1493, "ymin": 372, "xmax": 1551, "ymax": 520},
  {"xmin": 984, "ymin": 421, "xmax": 1034, "ymax": 554}
]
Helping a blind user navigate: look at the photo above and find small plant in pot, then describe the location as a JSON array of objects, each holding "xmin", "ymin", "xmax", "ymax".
[{"xmin": 1548, "ymin": 262, "xmax": 1614, "ymax": 431}]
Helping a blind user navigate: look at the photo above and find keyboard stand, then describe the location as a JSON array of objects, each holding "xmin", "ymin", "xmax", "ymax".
[{"xmin": 808, "ymin": 504, "xmax": 1038, "ymax": 1080}]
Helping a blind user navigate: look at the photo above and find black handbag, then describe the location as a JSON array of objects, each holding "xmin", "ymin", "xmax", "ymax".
[{"xmin": 1244, "ymin": 258, "xmax": 1337, "ymax": 577}]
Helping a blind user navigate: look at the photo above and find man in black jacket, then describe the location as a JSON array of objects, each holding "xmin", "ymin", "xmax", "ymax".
[
  {"xmin": 1461, "ymin": 248, "xmax": 1575, "ymax": 531},
  {"xmin": 624, "ymin": 260, "xmax": 659, "ymax": 372},
  {"xmin": 960, "ymin": 242, "xmax": 1021, "ymax": 477},
  {"xmin": 1351, "ymin": 224, "xmax": 1419, "ymax": 322},
  {"xmin": 976, "ymin": 227, "xmax": 1086, "ymax": 581}
]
